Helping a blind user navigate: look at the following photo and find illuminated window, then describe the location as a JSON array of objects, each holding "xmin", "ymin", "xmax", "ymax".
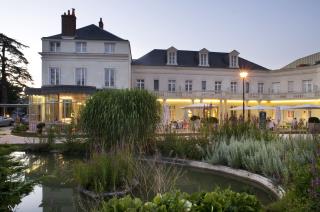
[{"xmin": 62, "ymin": 99, "xmax": 72, "ymax": 118}]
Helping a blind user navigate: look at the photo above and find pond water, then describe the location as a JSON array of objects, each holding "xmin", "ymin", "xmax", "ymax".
[{"xmin": 14, "ymin": 152, "xmax": 277, "ymax": 212}]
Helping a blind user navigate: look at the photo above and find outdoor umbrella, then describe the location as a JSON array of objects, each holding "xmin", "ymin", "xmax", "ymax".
[
  {"xmin": 229, "ymin": 105, "xmax": 251, "ymax": 110},
  {"xmin": 246, "ymin": 105, "xmax": 275, "ymax": 110},
  {"xmin": 180, "ymin": 103, "xmax": 217, "ymax": 109},
  {"xmin": 287, "ymin": 104, "xmax": 320, "ymax": 117}
]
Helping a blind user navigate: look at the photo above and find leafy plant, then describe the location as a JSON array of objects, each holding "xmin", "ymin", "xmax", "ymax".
[
  {"xmin": 80, "ymin": 89, "xmax": 161, "ymax": 150},
  {"xmin": 0, "ymin": 146, "xmax": 34, "ymax": 211}
]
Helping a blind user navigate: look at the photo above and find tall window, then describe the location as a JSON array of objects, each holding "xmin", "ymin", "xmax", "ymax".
[
  {"xmin": 62, "ymin": 99, "xmax": 72, "ymax": 118},
  {"xmin": 201, "ymin": 81, "xmax": 206, "ymax": 91},
  {"xmin": 154, "ymin": 79, "xmax": 159, "ymax": 91},
  {"xmin": 168, "ymin": 80, "xmax": 176, "ymax": 92},
  {"xmin": 245, "ymin": 82, "xmax": 250, "ymax": 93},
  {"xmin": 230, "ymin": 82, "xmax": 237, "ymax": 93},
  {"xmin": 199, "ymin": 53, "xmax": 208, "ymax": 66},
  {"xmin": 105, "ymin": 43, "xmax": 115, "ymax": 53},
  {"xmin": 302, "ymin": 80, "xmax": 312, "ymax": 92},
  {"xmin": 136, "ymin": 79, "xmax": 144, "ymax": 89},
  {"xmin": 168, "ymin": 52, "xmax": 176, "ymax": 65},
  {"xmin": 231, "ymin": 55, "xmax": 237, "ymax": 67},
  {"xmin": 185, "ymin": 80, "xmax": 192, "ymax": 92},
  {"xmin": 75, "ymin": 42, "xmax": 87, "ymax": 53},
  {"xmin": 258, "ymin": 83, "xmax": 264, "ymax": 94},
  {"xmin": 215, "ymin": 81, "xmax": 222, "ymax": 93},
  {"xmin": 50, "ymin": 41, "xmax": 60, "ymax": 52},
  {"xmin": 105, "ymin": 68, "xmax": 115, "ymax": 87},
  {"xmin": 75, "ymin": 68, "xmax": 86, "ymax": 86},
  {"xmin": 49, "ymin": 67, "xmax": 60, "ymax": 85},
  {"xmin": 288, "ymin": 81, "xmax": 294, "ymax": 93},
  {"xmin": 272, "ymin": 82, "xmax": 280, "ymax": 94}
]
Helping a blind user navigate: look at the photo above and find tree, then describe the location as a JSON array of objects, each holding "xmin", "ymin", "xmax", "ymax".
[
  {"xmin": 0, "ymin": 33, "xmax": 32, "ymax": 104},
  {"xmin": 0, "ymin": 146, "xmax": 34, "ymax": 211}
]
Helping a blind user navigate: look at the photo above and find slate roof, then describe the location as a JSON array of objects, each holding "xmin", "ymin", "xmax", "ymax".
[
  {"xmin": 25, "ymin": 85, "xmax": 97, "ymax": 95},
  {"xmin": 132, "ymin": 49, "xmax": 269, "ymax": 70},
  {"xmin": 43, "ymin": 24, "xmax": 127, "ymax": 41}
]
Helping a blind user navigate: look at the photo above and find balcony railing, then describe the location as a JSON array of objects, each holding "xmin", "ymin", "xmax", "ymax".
[{"xmin": 152, "ymin": 90, "xmax": 320, "ymax": 100}]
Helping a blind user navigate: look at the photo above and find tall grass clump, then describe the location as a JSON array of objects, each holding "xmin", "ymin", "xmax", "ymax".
[
  {"xmin": 205, "ymin": 136, "xmax": 317, "ymax": 183},
  {"xmin": 79, "ymin": 89, "xmax": 161, "ymax": 151},
  {"xmin": 73, "ymin": 149, "xmax": 135, "ymax": 193}
]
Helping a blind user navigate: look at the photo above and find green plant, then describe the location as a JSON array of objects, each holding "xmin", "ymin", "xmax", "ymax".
[
  {"xmin": 11, "ymin": 123, "xmax": 28, "ymax": 133},
  {"xmin": 36, "ymin": 122, "xmax": 45, "ymax": 134},
  {"xmin": 0, "ymin": 146, "xmax": 34, "ymax": 211},
  {"xmin": 97, "ymin": 189, "xmax": 262, "ymax": 212},
  {"xmin": 308, "ymin": 117, "xmax": 320, "ymax": 123},
  {"xmin": 80, "ymin": 89, "xmax": 161, "ymax": 150},
  {"xmin": 190, "ymin": 115, "xmax": 200, "ymax": 121},
  {"xmin": 73, "ymin": 149, "xmax": 135, "ymax": 193}
]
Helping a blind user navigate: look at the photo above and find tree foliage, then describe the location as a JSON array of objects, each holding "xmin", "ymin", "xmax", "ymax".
[
  {"xmin": 0, "ymin": 146, "xmax": 34, "ymax": 211},
  {"xmin": 0, "ymin": 33, "xmax": 32, "ymax": 104},
  {"xmin": 80, "ymin": 89, "xmax": 161, "ymax": 149}
]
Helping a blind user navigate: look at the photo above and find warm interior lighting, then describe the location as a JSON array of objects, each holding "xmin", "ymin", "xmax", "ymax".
[
  {"xmin": 239, "ymin": 71, "xmax": 248, "ymax": 78},
  {"xmin": 165, "ymin": 99, "xmax": 192, "ymax": 103},
  {"xmin": 202, "ymin": 99, "xmax": 220, "ymax": 103},
  {"xmin": 156, "ymin": 99, "xmax": 163, "ymax": 102},
  {"xmin": 270, "ymin": 99, "xmax": 320, "ymax": 104},
  {"xmin": 227, "ymin": 100, "xmax": 244, "ymax": 103},
  {"xmin": 194, "ymin": 99, "xmax": 201, "ymax": 103}
]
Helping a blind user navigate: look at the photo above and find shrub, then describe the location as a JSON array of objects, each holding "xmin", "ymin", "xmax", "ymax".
[
  {"xmin": 36, "ymin": 122, "xmax": 45, "ymax": 134},
  {"xmin": 155, "ymin": 133, "xmax": 209, "ymax": 160},
  {"xmin": 80, "ymin": 89, "xmax": 161, "ymax": 150},
  {"xmin": 73, "ymin": 150, "xmax": 135, "ymax": 193},
  {"xmin": 190, "ymin": 115, "xmax": 200, "ymax": 121},
  {"xmin": 97, "ymin": 189, "xmax": 262, "ymax": 212},
  {"xmin": 11, "ymin": 124, "xmax": 28, "ymax": 133},
  {"xmin": 308, "ymin": 117, "xmax": 320, "ymax": 123}
]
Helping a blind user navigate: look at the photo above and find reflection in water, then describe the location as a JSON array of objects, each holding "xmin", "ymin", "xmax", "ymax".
[{"xmin": 15, "ymin": 152, "xmax": 276, "ymax": 211}]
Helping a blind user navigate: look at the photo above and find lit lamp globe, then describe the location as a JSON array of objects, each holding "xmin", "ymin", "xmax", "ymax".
[{"xmin": 240, "ymin": 71, "xmax": 248, "ymax": 78}]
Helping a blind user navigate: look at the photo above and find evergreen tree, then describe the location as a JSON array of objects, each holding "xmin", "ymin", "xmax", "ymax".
[
  {"xmin": 0, "ymin": 33, "xmax": 32, "ymax": 104},
  {"xmin": 0, "ymin": 146, "xmax": 33, "ymax": 211}
]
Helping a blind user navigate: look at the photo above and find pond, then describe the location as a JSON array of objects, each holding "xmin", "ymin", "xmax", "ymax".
[{"xmin": 14, "ymin": 152, "xmax": 277, "ymax": 211}]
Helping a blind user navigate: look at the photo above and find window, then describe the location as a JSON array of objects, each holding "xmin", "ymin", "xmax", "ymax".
[
  {"xmin": 168, "ymin": 52, "xmax": 176, "ymax": 65},
  {"xmin": 49, "ymin": 67, "xmax": 60, "ymax": 85},
  {"xmin": 288, "ymin": 81, "xmax": 294, "ymax": 93},
  {"xmin": 154, "ymin": 79, "xmax": 159, "ymax": 91},
  {"xmin": 185, "ymin": 80, "xmax": 192, "ymax": 92},
  {"xmin": 230, "ymin": 82, "xmax": 237, "ymax": 93},
  {"xmin": 215, "ymin": 81, "xmax": 222, "ymax": 93},
  {"xmin": 201, "ymin": 81, "xmax": 206, "ymax": 91},
  {"xmin": 105, "ymin": 43, "xmax": 115, "ymax": 53},
  {"xmin": 75, "ymin": 42, "xmax": 87, "ymax": 53},
  {"xmin": 75, "ymin": 68, "xmax": 86, "ymax": 86},
  {"xmin": 50, "ymin": 41, "xmax": 60, "ymax": 52},
  {"xmin": 136, "ymin": 79, "xmax": 144, "ymax": 89},
  {"xmin": 245, "ymin": 82, "xmax": 250, "ymax": 93},
  {"xmin": 105, "ymin": 68, "xmax": 115, "ymax": 87},
  {"xmin": 199, "ymin": 53, "xmax": 208, "ymax": 66},
  {"xmin": 272, "ymin": 82, "xmax": 280, "ymax": 94},
  {"xmin": 231, "ymin": 55, "xmax": 237, "ymax": 67},
  {"xmin": 62, "ymin": 99, "xmax": 72, "ymax": 118},
  {"xmin": 168, "ymin": 80, "xmax": 176, "ymax": 92},
  {"xmin": 302, "ymin": 80, "xmax": 312, "ymax": 93},
  {"xmin": 258, "ymin": 83, "xmax": 264, "ymax": 94}
]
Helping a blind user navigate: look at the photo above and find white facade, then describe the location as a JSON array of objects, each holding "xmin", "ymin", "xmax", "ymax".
[{"xmin": 41, "ymin": 39, "xmax": 131, "ymax": 89}]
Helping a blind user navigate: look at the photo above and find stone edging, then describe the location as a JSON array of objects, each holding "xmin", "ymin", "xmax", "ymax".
[{"xmin": 157, "ymin": 157, "xmax": 285, "ymax": 199}]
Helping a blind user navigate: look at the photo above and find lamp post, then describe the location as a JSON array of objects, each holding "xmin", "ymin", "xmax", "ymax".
[{"xmin": 240, "ymin": 71, "xmax": 248, "ymax": 123}]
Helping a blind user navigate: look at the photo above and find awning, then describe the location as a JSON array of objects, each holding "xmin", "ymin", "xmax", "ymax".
[{"xmin": 25, "ymin": 85, "xmax": 97, "ymax": 95}]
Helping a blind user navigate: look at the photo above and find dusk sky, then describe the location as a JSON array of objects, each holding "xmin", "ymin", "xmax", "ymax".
[{"xmin": 1, "ymin": 0, "xmax": 320, "ymax": 87}]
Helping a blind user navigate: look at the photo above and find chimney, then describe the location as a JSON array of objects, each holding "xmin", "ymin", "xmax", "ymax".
[
  {"xmin": 99, "ymin": 18, "xmax": 104, "ymax": 29},
  {"xmin": 61, "ymin": 8, "xmax": 76, "ymax": 37}
]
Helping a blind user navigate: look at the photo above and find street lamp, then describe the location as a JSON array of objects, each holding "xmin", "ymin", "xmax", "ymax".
[{"xmin": 240, "ymin": 71, "xmax": 248, "ymax": 123}]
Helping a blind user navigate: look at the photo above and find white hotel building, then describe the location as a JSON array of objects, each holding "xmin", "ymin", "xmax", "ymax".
[{"xmin": 26, "ymin": 9, "xmax": 320, "ymax": 129}]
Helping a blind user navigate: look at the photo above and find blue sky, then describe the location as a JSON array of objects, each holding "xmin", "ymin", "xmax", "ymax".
[{"xmin": 1, "ymin": 0, "xmax": 320, "ymax": 86}]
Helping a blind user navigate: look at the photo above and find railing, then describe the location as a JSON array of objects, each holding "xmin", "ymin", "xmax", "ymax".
[{"xmin": 152, "ymin": 90, "xmax": 320, "ymax": 100}]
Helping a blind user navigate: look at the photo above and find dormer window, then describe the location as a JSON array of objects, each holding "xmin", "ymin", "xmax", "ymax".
[
  {"xmin": 229, "ymin": 50, "xmax": 239, "ymax": 68},
  {"xmin": 199, "ymin": 48, "xmax": 209, "ymax": 66},
  {"xmin": 167, "ymin": 47, "xmax": 177, "ymax": 65}
]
